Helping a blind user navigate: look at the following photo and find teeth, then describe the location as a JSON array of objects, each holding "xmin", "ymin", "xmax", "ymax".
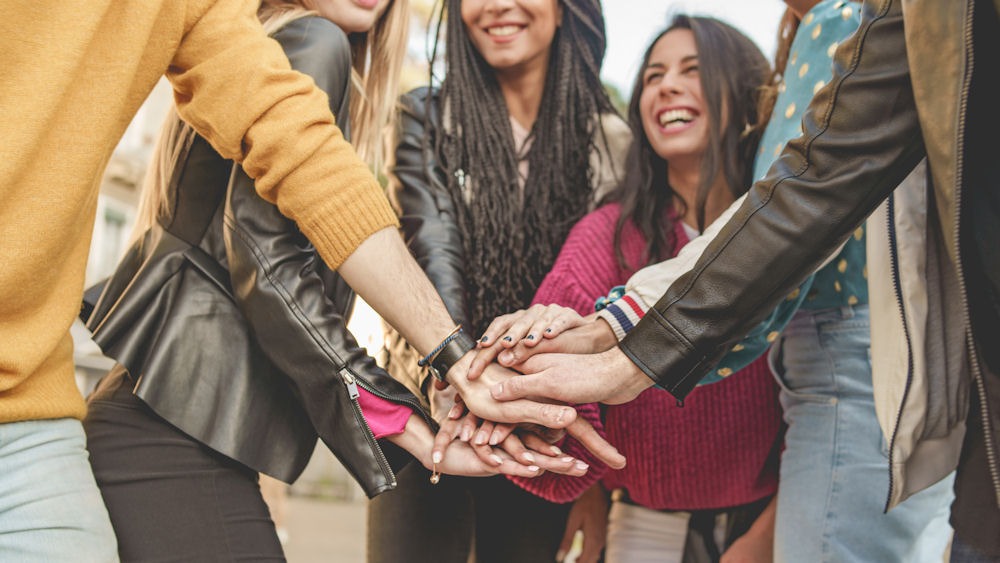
[
  {"xmin": 488, "ymin": 25, "xmax": 521, "ymax": 36},
  {"xmin": 659, "ymin": 109, "xmax": 695, "ymax": 127}
]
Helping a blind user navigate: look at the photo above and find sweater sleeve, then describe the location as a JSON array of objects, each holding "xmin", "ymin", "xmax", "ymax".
[
  {"xmin": 358, "ymin": 388, "xmax": 411, "ymax": 439},
  {"xmin": 167, "ymin": 0, "xmax": 397, "ymax": 270}
]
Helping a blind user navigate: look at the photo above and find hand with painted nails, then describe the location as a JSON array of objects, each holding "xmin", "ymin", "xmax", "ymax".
[
  {"xmin": 467, "ymin": 305, "xmax": 590, "ymax": 379},
  {"xmin": 443, "ymin": 356, "xmax": 578, "ymax": 427},
  {"xmin": 555, "ymin": 484, "xmax": 610, "ymax": 563},
  {"xmin": 432, "ymin": 400, "xmax": 597, "ymax": 476},
  {"xmin": 490, "ymin": 347, "xmax": 654, "ymax": 406},
  {"xmin": 388, "ymin": 413, "xmax": 539, "ymax": 479},
  {"xmin": 468, "ymin": 313, "xmax": 618, "ymax": 380}
]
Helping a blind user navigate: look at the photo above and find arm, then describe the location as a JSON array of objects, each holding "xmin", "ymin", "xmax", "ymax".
[{"xmin": 168, "ymin": 0, "xmax": 397, "ymax": 271}]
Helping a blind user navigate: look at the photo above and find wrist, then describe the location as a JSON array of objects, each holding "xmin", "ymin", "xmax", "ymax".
[
  {"xmin": 590, "ymin": 318, "xmax": 618, "ymax": 352},
  {"xmin": 389, "ymin": 414, "xmax": 433, "ymax": 468}
]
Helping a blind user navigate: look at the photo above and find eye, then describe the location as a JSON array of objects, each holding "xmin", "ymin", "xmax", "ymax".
[
  {"xmin": 682, "ymin": 64, "xmax": 699, "ymax": 75},
  {"xmin": 644, "ymin": 71, "xmax": 663, "ymax": 86}
]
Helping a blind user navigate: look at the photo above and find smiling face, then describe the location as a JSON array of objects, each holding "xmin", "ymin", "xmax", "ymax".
[
  {"xmin": 460, "ymin": 0, "xmax": 562, "ymax": 77},
  {"xmin": 638, "ymin": 29, "xmax": 710, "ymax": 167},
  {"xmin": 302, "ymin": 0, "xmax": 392, "ymax": 33}
]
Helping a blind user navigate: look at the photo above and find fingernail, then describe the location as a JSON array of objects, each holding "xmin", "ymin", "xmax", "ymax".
[
  {"xmin": 448, "ymin": 404, "xmax": 462, "ymax": 419},
  {"xmin": 528, "ymin": 465, "xmax": 540, "ymax": 472},
  {"xmin": 503, "ymin": 336, "xmax": 513, "ymax": 342},
  {"xmin": 432, "ymin": 451, "xmax": 442, "ymax": 464},
  {"xmin": 556, "ymin": 408, "xmax": 568, "ymax": 424},
  {"xmin": 556, "ymin": 549, "xmax": 566, "ymax": 562},
  {"xmin": 575, "ymin": 461, "xmax": 589, "ymax": 471},
  {"xmin": 526, "ymin": 334, "xmax": 535, "ymax": 340},
  {"xmin": 461, "ymin": 428, "xmax": 472, "ymax": 442},
  {"xmin": 550, "ymin": 445, "xmax": 562, "ymax": 456},
  {"xmin": 475, "ymin": 431, "xmax": 488, "ymax": 445},
  {"xmin": 522, "ymin": 452, "xmax": 536, "ymax": 463},
  {"xmin": 545, "ymin": 328, "xmax": 553, "ymax": 334},
  {"xmin": 489, "ymin": 431, "xmax": 501, "ymax": 446},
  {"xmin": 489, "ymin": 454, "xmax": 503, "ymax": 466},
  {"xmin": 480, "ymin": 335, "xmax": 489, "ymax": 343},
  {"xmin": 492, "ymin": 383, "xmax": 503, "ymax": 396},
  {"xmin": 561, "ymin": 456, "xmax": 574, "ymax": 463}
]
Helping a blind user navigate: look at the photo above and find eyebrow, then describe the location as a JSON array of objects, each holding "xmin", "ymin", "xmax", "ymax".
[{"xmin": 644, "ymin": 54, "xmax": 699, "ymax": 72}]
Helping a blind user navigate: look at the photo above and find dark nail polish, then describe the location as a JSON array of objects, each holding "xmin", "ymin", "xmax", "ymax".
[
  {"xmin": 480, "ymin": 335, "xmax": 489, "ymax": 343},
  {"xmin": 503, "ymin": 336, "xmax": 513, "ymax": 342},
  {"xmin": 545, "ymin": 328, "xmax": 553, "ymax": 333},
  {"xmin": 526, "ymin": 334, "xmax": 535, "ymax": 340}
]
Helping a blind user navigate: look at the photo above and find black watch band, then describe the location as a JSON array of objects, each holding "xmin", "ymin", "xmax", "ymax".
[{"xmin": 429, "ymin": 331, "xmax": 476, "ymax": 382}]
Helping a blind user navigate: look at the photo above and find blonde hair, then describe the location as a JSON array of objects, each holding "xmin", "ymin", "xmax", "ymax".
[{"xmin": 131, "ymin": 0, "xmax": 407, "ymax": 242}]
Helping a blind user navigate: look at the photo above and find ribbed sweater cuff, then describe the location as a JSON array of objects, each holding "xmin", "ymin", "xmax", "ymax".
[
  {"xmin": 296, "ymin": 183, "xmax": 400, "ymax": 270},
  {"xmin": 596, "ymin": 291, "xmax": 647, "ymax": 341}
]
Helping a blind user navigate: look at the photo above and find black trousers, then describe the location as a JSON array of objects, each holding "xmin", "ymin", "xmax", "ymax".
[
  {"xmin": 84, "ymin": 369, "xmax": 285, "ymax": 562},
  {"xmin": 367, "ymin": 462, "xmax": 570, "ymax": 563}
]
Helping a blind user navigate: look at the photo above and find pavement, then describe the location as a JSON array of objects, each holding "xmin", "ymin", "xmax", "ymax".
[{"xmin": 283, "ymin": 496, "xmax": 368, "ymax": 563}]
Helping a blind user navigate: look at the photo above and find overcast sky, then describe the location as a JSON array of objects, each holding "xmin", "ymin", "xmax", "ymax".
[{"xmin": 600, "ymin": 0, "xmax": 787, "ymax": 96}]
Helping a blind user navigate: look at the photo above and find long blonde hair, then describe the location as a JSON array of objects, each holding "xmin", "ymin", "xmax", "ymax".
[{"xmin": 131, "ymin": 0, "xmax": 407, "ymax": 242}]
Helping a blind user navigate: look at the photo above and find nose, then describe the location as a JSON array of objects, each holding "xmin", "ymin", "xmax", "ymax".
[
  {"xmin": 657, "ymin": 70, "xmax": 684, "ymax": 97},
  {"xmin": 482, "ymin": 0, "xmax": 516, "ymax": 12}
]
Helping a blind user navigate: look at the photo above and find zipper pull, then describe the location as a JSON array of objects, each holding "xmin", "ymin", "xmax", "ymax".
[{"xmin": 340, "ymin": 369, "xmax": 360, "ymax": 400}]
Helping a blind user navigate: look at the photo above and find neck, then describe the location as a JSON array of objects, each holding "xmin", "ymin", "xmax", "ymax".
[
  {"xmin": 495, "ymin": 54, "xmax": 550, "ymax": 131},
  {"xmin": 668, "ymin": 163, "xmax": 735, "ymax": 230}
]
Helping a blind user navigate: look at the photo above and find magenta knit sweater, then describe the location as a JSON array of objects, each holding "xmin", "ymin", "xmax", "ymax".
[{"xmin": 511, "ymin": 204, "xmax": 782, "ymax": 510}]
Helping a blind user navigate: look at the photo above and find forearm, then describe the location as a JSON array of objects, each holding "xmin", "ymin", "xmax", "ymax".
[
  {"xmin": 386, "ymin": 413, "xmax": 433, "ymax": 469},
  {"xmin": 338, "ymin": 227, "xmax": 459, "ymax": 357}
]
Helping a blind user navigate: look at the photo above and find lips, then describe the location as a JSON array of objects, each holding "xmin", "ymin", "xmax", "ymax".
[
  {"xmin": 657, "ymin": 107, "xmax": 697, "ymax": 128},
  {"xmin": 353, "ymin": 0, "xmax": 379, "ymax": 9}
]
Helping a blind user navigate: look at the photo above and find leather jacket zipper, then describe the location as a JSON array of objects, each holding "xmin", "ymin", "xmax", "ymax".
[
  {"xmin": 953, "ymin": 0, "xmax": 1000, "ymax": 506},
  {"xmin": 884, "ymin": 193, "xmax": 916, "ymax": 511},
  {"xmin": 339, "ymin": 368, "xmax": 396, "ymax": 487}
]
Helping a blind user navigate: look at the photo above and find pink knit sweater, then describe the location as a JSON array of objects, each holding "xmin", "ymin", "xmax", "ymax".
[{"xmin": 511, "ymin": 204, "xmax": 783, "ymax": 510}]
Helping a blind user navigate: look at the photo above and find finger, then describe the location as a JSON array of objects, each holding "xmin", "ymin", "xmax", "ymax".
[
  {"xmin": 498, "ymin": 337, "xmax": 567, "ymax": 368},
  {"xmin": 478, "ymin": 397, "xmax": 577, "ymax": 428},
  {"xmin": 498, "ymin": 304, "xmax": 547, "ymax": 348},
  {"xmin": 472, "ymin": 441, "xmax": 503, "ymax": 467},
  {"xmin": 474, "ymin": 420, "xmax": 495, "ymax": 446},
  {"xmin": 432, "ymin": 418, "xmax": 462, "ymax": 464},
  {"xmin": 521, "ymin": 431, "xmax": 566, "ymax": 457},
  {"xmin": 489, "ymin": 423, "xmax": 515, "ymax": 446},
  {"xmin": 545, "ymin": 309, "xmax": 588, "ymax": 338},
  {"xmin": 498, "ymin": 433, "xmax": 535, "ymax": 466},
  {"xmin": 566, "ymin": 418, "xmax": 626, "ymax": 469},
  {"xmin": 476, "ymin": 313, "xmax": 517, "ymax": 349},
  {"xmin": 466, "ymin": 344, "xmax": 505, "ymax": 381},
  {"xmin": 459, "ymin": 412, "xmax": 480, "ymax": 442},
  {"xmin": 495, "ymin": 455, "xmax": 542, "ymax": 478}
]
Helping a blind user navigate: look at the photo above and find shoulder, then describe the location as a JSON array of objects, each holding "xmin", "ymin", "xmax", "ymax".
[
  {"xmin": 272, "ymin": 16, "xmax": 350, "ymax": 57},
  {"xmin": 397, "ymin": 86, "xmax": 442, "ymax": 132},
  {"xmin": 570, "ymin": 203, "xmax": 622, "ymax": 239},
  {"xmin": 271, "ymin": 17, "xmax": 351, "ymax": 79}
]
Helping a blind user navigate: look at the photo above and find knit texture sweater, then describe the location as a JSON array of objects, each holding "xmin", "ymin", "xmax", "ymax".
[
  {"xmin": 512, "ymin": 204, "xmax": 782, "ymax": 510},
  {"xmin": 1, "ymin": 0, "xmax": 398, "ymax": 423}
]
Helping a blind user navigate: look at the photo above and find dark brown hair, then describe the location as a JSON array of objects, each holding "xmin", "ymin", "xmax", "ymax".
[{"xmin": 603, "ymin": 15, "xmax": 771, "ymax": 269}]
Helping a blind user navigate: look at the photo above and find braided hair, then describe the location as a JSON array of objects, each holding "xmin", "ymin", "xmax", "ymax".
[{"xmin": 430, "ymin": 0, "xmax": 615, "ymax": 334}]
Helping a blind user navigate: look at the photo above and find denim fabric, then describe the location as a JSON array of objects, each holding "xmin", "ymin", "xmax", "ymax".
[
  {"xmin": 769, "ymin": 305, "xmax": 954, "ymax": 562},
  {"xmin": 0, "ymin": 418, "xmax": 118, "ymax": 562}
]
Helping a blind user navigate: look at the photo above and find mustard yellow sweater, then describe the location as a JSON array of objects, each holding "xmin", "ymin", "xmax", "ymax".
[{"xmin": 0, "ymin": 0, "xmax": 398, "ymax": 423}]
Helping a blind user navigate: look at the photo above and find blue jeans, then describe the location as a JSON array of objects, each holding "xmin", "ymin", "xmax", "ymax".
[
  {"xmin": 768, "ymin": 305, "xmax": 954, "ymax": 562},
  {"xmin": 0, "ymin": 418, "xmax": 118, "ymax": 562}
]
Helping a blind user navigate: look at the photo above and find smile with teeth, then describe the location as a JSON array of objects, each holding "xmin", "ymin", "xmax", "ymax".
[
  {"xmin": 487, "ymin": 25, "xmax": 523, "ymax": 37},
  {"xmin": 658, "ymin": 108, "xmax": 696, "ymax": 128}
]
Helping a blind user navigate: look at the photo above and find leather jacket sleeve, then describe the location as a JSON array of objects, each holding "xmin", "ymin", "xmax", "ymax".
[
  {"xmin": 390, "ymin": 88, "xmax": 469, "ymax": 327},
  {"xmin": 222, "ymin": 18, "xmax": 429, "ymax": 477},
  {"xmin": 621, "ymin": 0, "xmax": 925, "ymax": 399}
]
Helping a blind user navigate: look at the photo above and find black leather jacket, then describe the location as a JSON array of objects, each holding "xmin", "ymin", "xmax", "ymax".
[
  {"xmin": 86, "ymin": 17, "xmax": 427, "ymax": 495},
  {"xmin": 620, "ymin": 0, "xmax": 999, "ymax": 521}
]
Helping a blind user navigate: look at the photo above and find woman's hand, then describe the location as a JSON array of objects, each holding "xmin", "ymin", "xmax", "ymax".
[
  {"xmin": 432, "ymin": 399, "xmax": 590, "ymax": 476},
  {"xmin": 390, "ymin": 414, "xmax": 541, "ymax": 478},
  {"xmin": 467, "ymin": 305, "xmax": 589, "ymax": 379},
  {"xmin": 556, "ymin": 484, "xmax": 610, "ymax": 563}
]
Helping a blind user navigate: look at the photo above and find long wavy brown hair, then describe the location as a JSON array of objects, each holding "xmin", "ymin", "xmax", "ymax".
[{"xmin": 603, "ymin": 15, "xmax": 771, "ymax": 270}]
